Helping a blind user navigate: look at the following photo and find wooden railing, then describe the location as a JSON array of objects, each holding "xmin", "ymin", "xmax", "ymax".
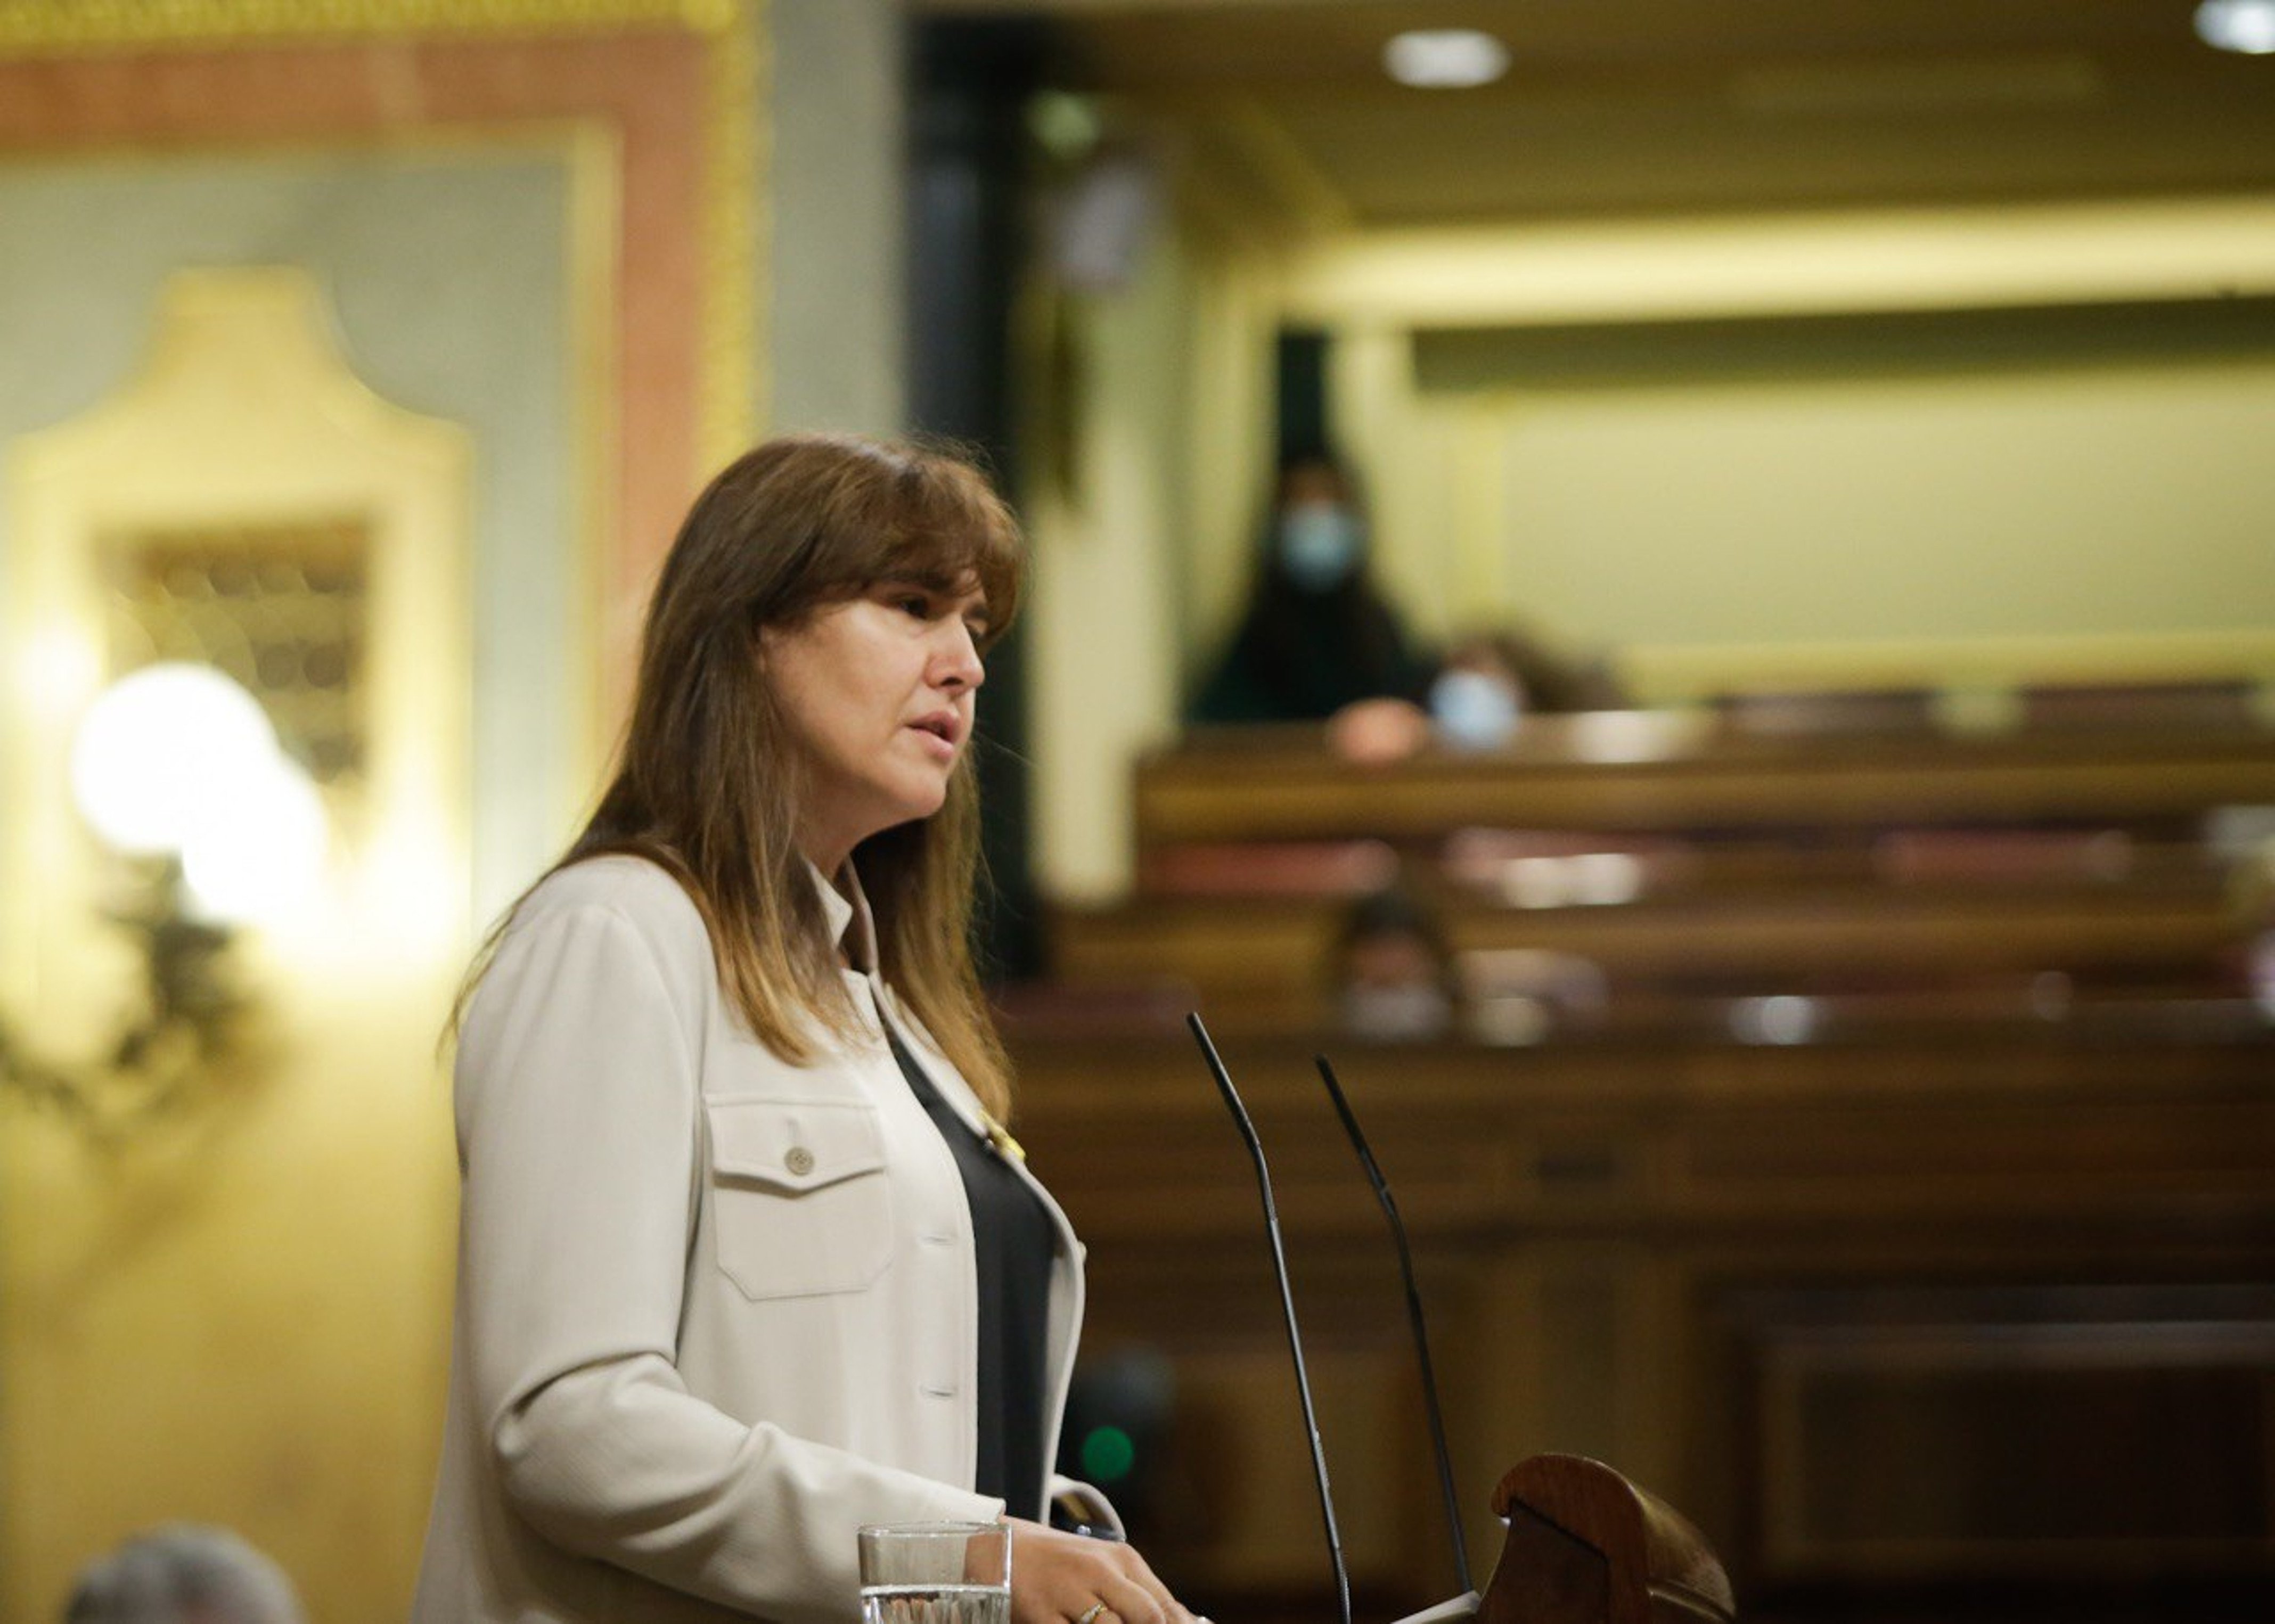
[{"xmin": 1133, "ymin": 714, "xmax": 2275, "ymax": 847}]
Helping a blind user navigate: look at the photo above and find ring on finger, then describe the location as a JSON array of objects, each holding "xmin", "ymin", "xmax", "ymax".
[{"xmin": 1075, "ymin": 1604, "xmax": 1111, "ymax": 1624}]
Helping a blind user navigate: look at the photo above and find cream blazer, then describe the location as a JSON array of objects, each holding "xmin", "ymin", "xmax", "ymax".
[{"xmin": 413, "ymin": 856, "xmax": 1101, "ymax": 1623}]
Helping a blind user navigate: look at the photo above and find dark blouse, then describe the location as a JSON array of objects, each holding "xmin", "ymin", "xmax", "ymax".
[{"xmin": 885, "ymin": 1024, "xmax": 1054, "ymax": 1520}]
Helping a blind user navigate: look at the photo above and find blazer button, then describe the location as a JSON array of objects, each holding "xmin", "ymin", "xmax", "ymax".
[{"xmin": 784, "ymin": 1146, "xmax": 815, "ymax": 1177}]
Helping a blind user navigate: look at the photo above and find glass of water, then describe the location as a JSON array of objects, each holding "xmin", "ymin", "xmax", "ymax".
[{"xmin": 858, "ymin": 1520, "xmax": 1011, "ymax": 1624}]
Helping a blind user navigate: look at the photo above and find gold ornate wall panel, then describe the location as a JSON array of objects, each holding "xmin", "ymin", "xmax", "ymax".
[
  {"xmin": 105, "ymin": 517, "xmax": 374, "ymax": 790},
  {"xmin": 6, "ymin": 264, "xmax": 470, "ymax": 963},
  {"xmin": 0, "ymin": 0, "xmax": 766, "ymax": 730},
  {"xmin": 1, "ymin": 264, "xmax": 473, "ymax": 1623},
  {"xmin": 0, "ymin": 6, "xmax": 770, "ymax": 1619}
]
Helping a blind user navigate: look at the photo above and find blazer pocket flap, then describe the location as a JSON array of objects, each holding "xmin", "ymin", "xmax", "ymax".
[{"xmin": 708, "ymin": 1099, "xmax": 886, "ymax": 1194}]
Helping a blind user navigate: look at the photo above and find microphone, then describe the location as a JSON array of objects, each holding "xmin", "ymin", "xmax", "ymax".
[
  {"xmin": 1186, "ymin": 1013, "xmax": 1352, "ymax": 1624},
  {"xmin": 1314, "ymin": 1054, "xmax": 1475, "ymax": 1599}
]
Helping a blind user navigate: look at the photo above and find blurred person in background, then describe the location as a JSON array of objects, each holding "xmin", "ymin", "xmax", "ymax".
[
  {"xmin": 1190, "ymin": 447, "xmax": 1432, "ymax": 743},
  {"xmin": 1331, "ymin": 883, "xmax": 1460, "ymax": 1042},
  {"xmin": 1425, "ymin": 627, "xmax": 1631, "ymax": 752},
  {"xmin": 1190, "ymin": 449, "xmax": 1624, "ymax": 764},
  {"xmin": 63, "ymin": 1525, "xmax": 303, "ymax": 1624}
]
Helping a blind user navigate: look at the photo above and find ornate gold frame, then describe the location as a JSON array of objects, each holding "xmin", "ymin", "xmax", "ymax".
[{"xmin": 0, "ymin": 0, "xmax": 765, "ymax": 463}]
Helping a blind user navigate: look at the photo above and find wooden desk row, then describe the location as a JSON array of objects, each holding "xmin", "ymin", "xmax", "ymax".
[
  {"xmin": 1135, "ymin": 717, "xmax": 2275, "ymax": 846},
  {"xmin": 1051, "ymin": 874, "xmax": 2247, "ymax": 1013},
  {"xmin": 1018, "ymin": 719, "xmax": 2275, "ymax": 1622},
  {"xmin": 1005, "ymin": 1026, "xmax": 2275, "ymax": 1622},
  {"xmin": 1085, "ymin": 720, "xmax": 2275, "ymax": 1035}
]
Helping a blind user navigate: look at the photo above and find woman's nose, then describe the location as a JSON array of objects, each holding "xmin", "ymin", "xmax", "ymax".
[{"xmin": 932, "ymin": 621, "xmax": 985, "ymax": 691}]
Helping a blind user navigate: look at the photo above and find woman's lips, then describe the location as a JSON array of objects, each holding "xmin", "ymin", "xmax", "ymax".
[{"xmin": 907, "ymin": 712, "xmax": 960, "ymax": 759}]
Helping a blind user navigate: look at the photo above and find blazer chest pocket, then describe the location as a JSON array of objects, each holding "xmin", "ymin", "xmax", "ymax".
[{"xmin": 706, "ymin": 1098, "xmax": 894, "ymax": 1300}]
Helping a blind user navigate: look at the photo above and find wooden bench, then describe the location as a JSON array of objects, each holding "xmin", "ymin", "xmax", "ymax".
[
  {"xmin": 1134, "ymin": 718, "xmax": 2275, "ymax": 847},
  {"xmin": 1049, "ymin": 873, "xmax": 2243, "ymax": 1022},
  {"xmin": 1070, "ymin": 717, "xmax": 2275, "ymax": 1036}
]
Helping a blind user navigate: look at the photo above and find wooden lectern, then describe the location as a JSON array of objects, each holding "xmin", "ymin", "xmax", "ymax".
[{"xmin": 1476, "ymin": 1455, "xmax": 1736, "ymax": 1624}]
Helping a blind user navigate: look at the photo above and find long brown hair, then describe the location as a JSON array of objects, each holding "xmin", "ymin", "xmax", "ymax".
[{"xmin": 467, "ymin": 432, "xmax": 1024, "ymax": 1118}]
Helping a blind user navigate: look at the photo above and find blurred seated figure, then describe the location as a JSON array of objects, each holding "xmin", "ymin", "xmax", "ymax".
[
  {"xmin": 1332, "ymin": 883, "xmax": 1460, "ymax": 1041},
  {"xmin": 63, "ymin": 1525, "xmax": 304, "ymax": 1624},
  {"xmin": 1421, "ymin": 635, "xmax": 1525, "ymax": 753},
  {"xmin": 1337, "ymin": 627, "xmax": 1633, "ymax": 763},
  {"xmin": 1189, "ymin": 444, "xmax": 1631, "ymax": 764},
  {"xmin": 1430, "ymin": 627, "xmax": 1629, "ymax": 745},
  {"xmin": 1190, "ymin": 447, "xmax": 1433, "ymax": 735}
]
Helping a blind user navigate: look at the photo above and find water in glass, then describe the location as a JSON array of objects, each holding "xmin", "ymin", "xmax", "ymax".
[{"xmin": 862, "ymin": 1583, "xmax": 1010, "ymax": 1624}]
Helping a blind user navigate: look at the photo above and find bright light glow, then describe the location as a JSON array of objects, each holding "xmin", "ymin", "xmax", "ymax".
[
  {"xmin": 1502, "ymin": 857, "xmax": 1569, "ymax": 909},
  {"xmin": 181, "ymin": 752, "xmax": 329, "ymax": 925},
  {"xmin": 1471, "ymin": 993, "xmax": 1551, "ymax": 1047},
  {"xmin": 1029, "ymin": 90, "xmax": 1104, "ymax": 161},
  {"xmin": 1568, "ymin": 851, "xmax": 1648, "ymax": 907},
  {"xmin": 1079, "ymin": 1425, "xmax": 1137, "ymax": 1483},
  {"xmin": 1731, "ymin": 994, "xmax": 1821, "ymax": 1046},
  {"xmin": 70, "ymin": 663, "xmax": 283, "ymax": 855},
  {"xmin": 1499, "ymin": 851, "xmax": 1649, "ymax": 909},
  {"xmin": 1568, "ymin": 709, "xmax": 1708, "ymax": 764},
  {"xmin": 70, "ymin": 661, "xmax": 330, "ymax": 925},
  {"xmin": 1383, "ymin": 29, "xmax": 1510, "ymax": 88},
  {"xmin": 2197, "ymin": 0, "xmax": 2275, "ymax": 54}
]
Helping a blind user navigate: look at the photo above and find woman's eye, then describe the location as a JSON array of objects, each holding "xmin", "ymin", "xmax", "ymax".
[{"xmin": 892, "ymin": 592, "xmax": 930, "ymax": 618}]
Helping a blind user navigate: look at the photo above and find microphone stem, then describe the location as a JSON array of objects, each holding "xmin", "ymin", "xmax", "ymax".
[
  {"xmin": 1388, "ymin": 1182, "xmax": 1473, "ymax": 1594},
  {"xmin": 1189, "ymin": 1015, "xmax": 1353, "ymax": 1624},
  {"xmin": 1316, "ymin": 1056, "xmax": 1475, "ymax": 1598}
]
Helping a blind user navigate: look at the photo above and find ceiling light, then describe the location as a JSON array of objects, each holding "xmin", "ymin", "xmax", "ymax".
[
  {"xmin": 2196, "ymin": 0, "xmax": 2275, "ymax": 54},
  {"xmin": 1383, "ymin": 29, "xmax": 1510, "ymax": 89}
]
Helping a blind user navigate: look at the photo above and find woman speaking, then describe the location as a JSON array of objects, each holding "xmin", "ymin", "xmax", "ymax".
[{"xmin": 414, "ymin": 435, "xmax": 1199, "ymax": 1624}]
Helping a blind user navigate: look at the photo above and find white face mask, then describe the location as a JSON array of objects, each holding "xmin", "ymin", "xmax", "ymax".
[
  {"xmin": 1429, "ymin": 667, "xmax": 1523, "ymax": 750},
  {"xmin": 1276, "ymin": 504, "xmax": 1363, "ymax": 591}
]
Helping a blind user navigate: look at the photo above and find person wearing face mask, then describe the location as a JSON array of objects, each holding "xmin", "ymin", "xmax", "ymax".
[
  {"xmin": 1189, "ymin": 449, "xmax": 1432, "ymax": 733},
  {"xmin": 1331, "ymin": 883, "xmax": 1460, "ymax": 1043}
]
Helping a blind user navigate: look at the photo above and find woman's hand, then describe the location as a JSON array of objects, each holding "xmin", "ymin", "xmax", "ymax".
[{"xmin": 1004, "ymin": 1518, "xmax": 1205, "ymax": 1624}]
